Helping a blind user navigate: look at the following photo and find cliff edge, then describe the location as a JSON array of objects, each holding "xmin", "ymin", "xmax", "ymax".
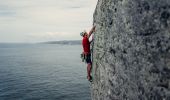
[{"xmin": 91, "ymin": 0, "xmax": 170, "ymax": 100}]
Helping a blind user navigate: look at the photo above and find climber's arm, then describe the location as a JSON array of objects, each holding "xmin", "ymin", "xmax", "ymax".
[
  {"xmin": 89, "ymin": 35, "xmax": 94, "ymax": 44},
  {"xmin": 88, "ymin": 26, "xmax": 95, "ymax": 38}
]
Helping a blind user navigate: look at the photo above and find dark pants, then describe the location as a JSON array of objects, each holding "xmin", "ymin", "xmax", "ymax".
[{"xmin": 85, "ymin": 54, "xmax": 92, "ymax": 64}]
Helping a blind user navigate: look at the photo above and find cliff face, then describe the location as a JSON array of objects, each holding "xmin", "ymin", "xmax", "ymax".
[{"xmin": 91, "ymin": 0, "xmax": 170, "ymax": 100}]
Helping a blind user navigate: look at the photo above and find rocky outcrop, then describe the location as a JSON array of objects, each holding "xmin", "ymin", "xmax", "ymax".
[{"xmin": 91, "ymin": 0, "xmax": 170, "ymax": 100}]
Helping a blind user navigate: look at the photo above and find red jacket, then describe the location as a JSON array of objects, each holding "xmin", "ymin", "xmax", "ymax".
[{"xmin": 82, "ymin": 36, "xmax": 90, "ymax": 53}]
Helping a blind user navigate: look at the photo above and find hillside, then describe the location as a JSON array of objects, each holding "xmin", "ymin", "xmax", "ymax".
[{"xmin": 42, "ymin": 40, "xmax": 81, "ymax": 45}]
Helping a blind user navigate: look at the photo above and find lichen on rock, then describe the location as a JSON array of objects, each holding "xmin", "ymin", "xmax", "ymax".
[{"xmin": 91, "ymin": 0, "xmax": 170, "ymax": 100}]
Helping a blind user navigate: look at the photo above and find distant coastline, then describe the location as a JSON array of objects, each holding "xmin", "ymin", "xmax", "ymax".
[
  {"xmin": 0, "ymin": 40, "xmax": 81, "ymax": 45},
  {"xmin": 41, "ymin": 40, "xmax": 81, "ymax": 45}
]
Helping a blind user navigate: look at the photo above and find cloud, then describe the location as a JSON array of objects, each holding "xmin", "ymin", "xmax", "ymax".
[
  {"xmin": 0, "ymin": 0, "xmax": 97, "ymax": 42},
  {"xmin": 29, "ymin": 32, "xmax": 73, "ymax": 38}
]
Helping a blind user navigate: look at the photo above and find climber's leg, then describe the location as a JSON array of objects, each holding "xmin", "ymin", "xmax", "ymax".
[
  {"xmin": 87, "ymin": 63, "xmax": 92, "ymax": 80},
  {"xmin": 86, "ymin": 54, "xmax": 92, "ymax": 81}
]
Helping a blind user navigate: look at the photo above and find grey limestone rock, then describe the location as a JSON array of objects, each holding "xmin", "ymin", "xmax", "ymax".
[{"xmin": 91, "ymin": 0, "xmax": 170, "ymax": 100}]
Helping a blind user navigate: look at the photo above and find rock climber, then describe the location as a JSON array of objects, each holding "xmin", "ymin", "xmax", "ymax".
[{"xmin": 80, "ymin": 26, "xmax": 96, "ymax": 82}]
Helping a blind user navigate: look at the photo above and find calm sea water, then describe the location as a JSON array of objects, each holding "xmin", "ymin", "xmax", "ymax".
[{"xmin": 0, "ymin": 44, "xmax": 91, "ymax": 100}]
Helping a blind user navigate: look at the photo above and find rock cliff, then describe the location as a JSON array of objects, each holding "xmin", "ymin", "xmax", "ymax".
[{"xmin": 91, "ymin": 0, "xmax": 170, "ymax": 100}]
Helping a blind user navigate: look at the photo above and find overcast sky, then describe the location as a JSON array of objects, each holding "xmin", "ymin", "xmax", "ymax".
[{"xmin": 0, "ymin": 0, "xmax": 97, "ymax": 43}]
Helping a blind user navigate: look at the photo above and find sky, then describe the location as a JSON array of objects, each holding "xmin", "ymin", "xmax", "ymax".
[{"xmin": 0, "ymin": 0, "xmax": 97, "ymax": 43}]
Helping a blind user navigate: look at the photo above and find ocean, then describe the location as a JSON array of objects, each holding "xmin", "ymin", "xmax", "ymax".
[{"xmin": 0, "ymin": 44, "xmax": 91, "ymax": 100}]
